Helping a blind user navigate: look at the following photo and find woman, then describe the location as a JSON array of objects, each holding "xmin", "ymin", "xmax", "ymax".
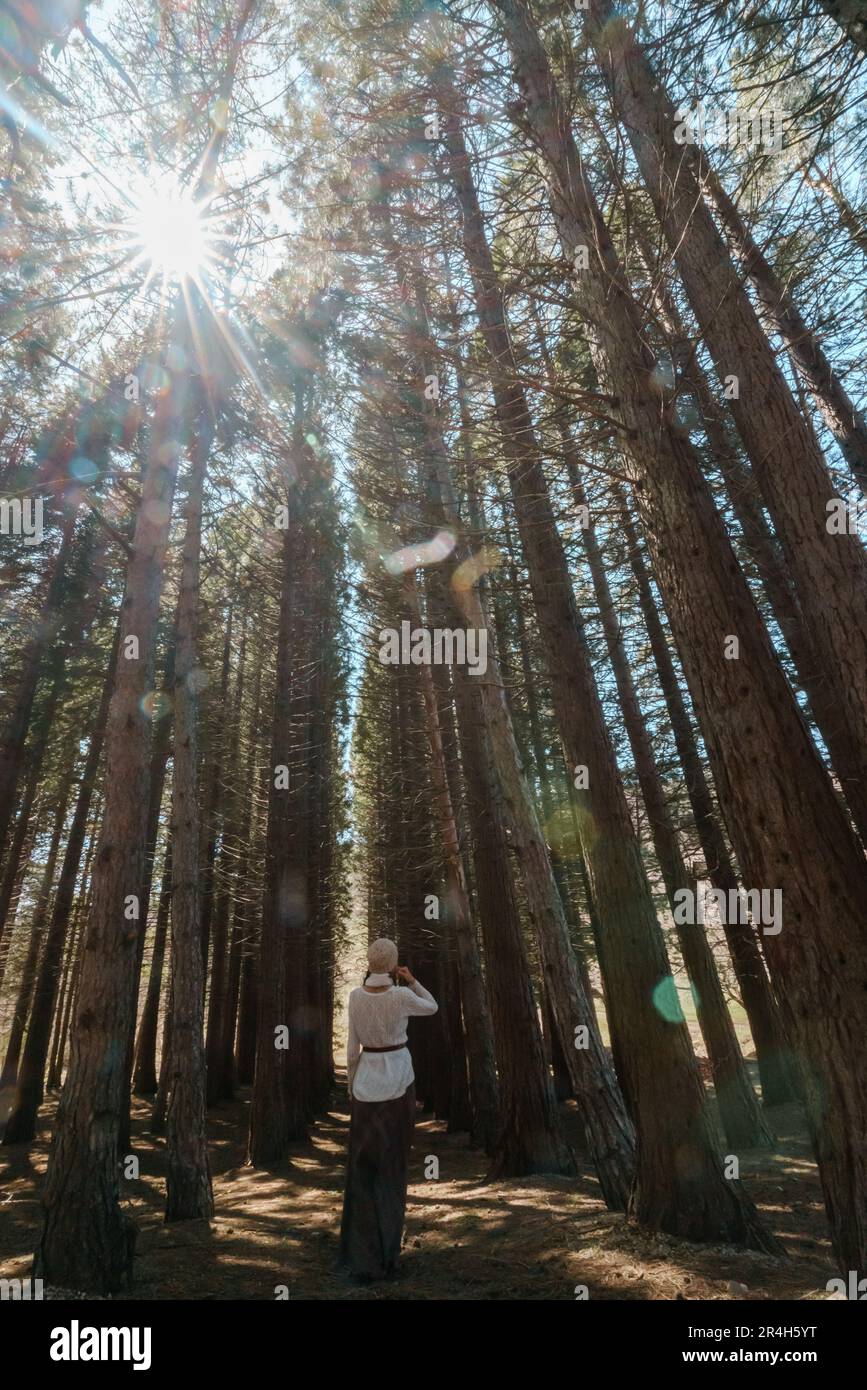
[{"xmin": 338, "ymin": 937, "xmax": 438, "ymax": 1282}]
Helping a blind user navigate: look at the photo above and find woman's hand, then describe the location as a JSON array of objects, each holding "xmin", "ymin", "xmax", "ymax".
[{"xmin": 396, "ymin": 965, "xmax": 416, "ymax": 986}]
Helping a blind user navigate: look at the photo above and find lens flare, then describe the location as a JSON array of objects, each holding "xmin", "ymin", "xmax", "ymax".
[
  {"xmin": 652, "ymin": 975, "xmax": 686, "ymax": 1024},
  {"xmin": 123, "ymin": 176, "xmax": 216, "ymax": 282}
]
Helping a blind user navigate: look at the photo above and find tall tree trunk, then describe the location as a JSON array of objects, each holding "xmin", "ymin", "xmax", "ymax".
[
  {"xmin": 0, "ymin": 513, "xmax": 75, "ymax": 851},
  {"xmin": 403, "ymin": 570, "xmax": 501, "ymax": 1152},
  {"xmin": 613, "ymin": 486, "xmax": 796, "ymax": 1107},
  {"xmin": 451, "ymin": 648, "xmax": 577, "ymax": 1179},
  {"xmin": 1, "ymin": 783, "xmax": 71, "ymax": 1094},
  {"xmin": 205, "ymin": 616, "xmax": 246, "ymax": 1107},
  {"xmin": 151, "ymin": 973, "xmax": 172, "ymax": 1136},
  {"xmin": 0, "ymin": 700, "xmax": 56, "ymax": 968},
  {"xmin": 132, "ymin": 845, "xmax": 172, "ymax": 1096},
  {"xmin": 439, "ymin": 100, "xmax": 773, "ymax": 1247},
  {"xmin": 486, "ymin": 0, "xmax": 867, "ymax": 1271},
  {"xmin": 304, "ymin": 599, "xmax": 329, "ymax": 1115},
  {"xmin": 3, "ymin": 628, "xmax": 120, "ymax": 1143},
  {"xmin": 235, "ymin": 918, "xmax": 258, "ymax": 1086},
  {"xmin": 118, "ymin": 635, "xmax": 176, "ymax": 1151},
  {"xmin": 563, "ymin": 439, "xmax": 773, "ymax": 1150},
  {"xmin": 218, "ymin": 642, "xmax": 264, "ymax": 1102},
  {"xmin": 198, "ymin": 609, "xmax": 232, "ymax": 971},
  {"xmin": 164, "ymin": 389, "xmax": 215, "ymax": 1223},
  {"xmin": 389, "ymin": 236, "xmax": 636, "ymax": 1199},
  {"xmin": 48, "ymin": 805, "xmax": 100, "ymax": 1090},
  {"xmin": 806, "ymin": 159, "xmax": 867, "ymax": 258},
  {"xmin": 631, "ymin": 233, "xmax": 867, "ymax": 842},
  {"xmin": 34, "ymin": 328, "xmax": 186, "ymax": 1294},
  {"xmin": 47, "ymin": 910, "xmax": 80, "ymax": 1093},
  {"xmin": 578, "ymin": 0, "xmax": 867, "ymax": 816},
  {"xmin": 704, "ymin": 169, "xmax": 867, "ymax": 496},
  {"xmin": 285, "ymin": 542, "xmax": 315, "ymax": 1121},
  {"xmin": 493, "ymin": 486, "xmax": 600, "ymax": 1007},
  {"xmin": 248, "ymin": 387, "xmax": 309, "ymax": 1163},
  {"xmin": 428, "ymin": 660, "xmax": 475, "ymax": 1136}
]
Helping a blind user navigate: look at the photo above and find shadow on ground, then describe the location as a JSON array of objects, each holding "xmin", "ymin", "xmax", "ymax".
[{"xmin": 0, "ymin": 1066, "xmax": 838, "ymax": 1301}]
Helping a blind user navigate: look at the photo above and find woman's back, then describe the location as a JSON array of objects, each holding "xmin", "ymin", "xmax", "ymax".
[
  {"xmin": 349, "ymin": 984, "xmax": 428, "ymax": 1043},
  {"xmin": 340, "ymin": 943, "xmax": 438, "ymax": 1282},
  {"xmin": 347, "ymin": 980, "xmax": 437, "ymax": 1103}
]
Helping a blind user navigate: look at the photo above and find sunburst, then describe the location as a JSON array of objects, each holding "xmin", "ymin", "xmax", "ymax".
[{"xmin": 118, "ymin": 173, "xmax": 221, "ymax": 288}]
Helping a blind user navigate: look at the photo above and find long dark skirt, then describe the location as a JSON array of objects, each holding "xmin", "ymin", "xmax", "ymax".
[{"xmin": 339, "ymin": 1082, "xmax": 416, "ymax": 1279}]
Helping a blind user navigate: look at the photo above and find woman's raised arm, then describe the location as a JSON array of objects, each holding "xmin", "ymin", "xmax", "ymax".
[{"xmin": 397, "ymin": 980, "xmax": 438, "ymax": 1017}]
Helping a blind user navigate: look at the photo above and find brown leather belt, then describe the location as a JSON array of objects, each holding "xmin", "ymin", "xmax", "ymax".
[{"xmin": 361, "ymin": 1043, "xmax": 407, "ymax": 1053}]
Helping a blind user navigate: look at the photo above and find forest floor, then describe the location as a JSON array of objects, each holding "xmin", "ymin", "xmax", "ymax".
[{"xmin": 0, "ymin": 1065, "xmax": 841, "ymax": 1301}]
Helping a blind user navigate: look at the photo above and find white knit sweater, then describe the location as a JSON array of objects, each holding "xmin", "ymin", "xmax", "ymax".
[{"xmin": 346, "ymin": 980, "xmax": 438, "ymax": 1102}]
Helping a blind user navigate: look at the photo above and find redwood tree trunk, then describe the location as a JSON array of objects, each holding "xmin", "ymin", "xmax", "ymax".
[
  {"xmin": 204, "ymin": 617, "xmax": 246, "ymax": 1108},
  {"xmin": 403, "ymin": 570, "xmax": 501, "ymax": 1153},
  {"xmin": 564, "ymin": 444, "xmax": 772, "ymax": 1151},
  {"xmin": 248, "ymin": 386, "xmax": 310, "ymax": 1163},
  {"xmin": 0, "ymin": 514, "xmax": 75, "ymax": 852},
  {"xmin": 34, "ymin": 330, "xmax": 186, "ymax": 1294},
  {"xmin": 487, "ymin": 0, "xmax": 867, "ymax": 1271},
  {"xmin": 580, "ymin": 0, "xmax": 867, "ymax": 830},
  {"xmin": 451, "ymin": 648, "xmax": 577, "ymax": 1180},
  {"xmin": 393, "ymin": 243, "xmax": 635, "ymax": 1201},
  {"xmin": 440, "ymin": 99, "xmax": 773, "ymax": 1248},
  {"xmin": 216, "ymin": 636, "xmax": 262, "ymax": 1103},
  {"xmin": 0, "ymin": 683, "xmax": 59, "ymax": 968},
  {"xmin": 631, "ymin": 237, "xmax": 867, "ymax": 843},
  {"xmin": 3, "ymin": 627, "xmax": 119, "ymax": 1143},
  {"xmin": 1, "ymin": 788, "xmax": 70, "ymax": 1094},
  {"xmin": 164, "ymin": 392, "xmax": 214, "ymax": 1223},
  {"xmin": 132, "ymin": 845, "xmax": 172, "ymax": 1096},
  {"xmin": 613, "ymin": 486, "xmax": 796, "ymax": 1108},
  {"xmin": 705, "ymin": 169, "xmax": 867, "ymax": 496}
]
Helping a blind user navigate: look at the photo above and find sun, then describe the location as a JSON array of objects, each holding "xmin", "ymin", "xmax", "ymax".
[{"xmin": 126, "ymin": 175, "xmax": 216, "ymax": 282}]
